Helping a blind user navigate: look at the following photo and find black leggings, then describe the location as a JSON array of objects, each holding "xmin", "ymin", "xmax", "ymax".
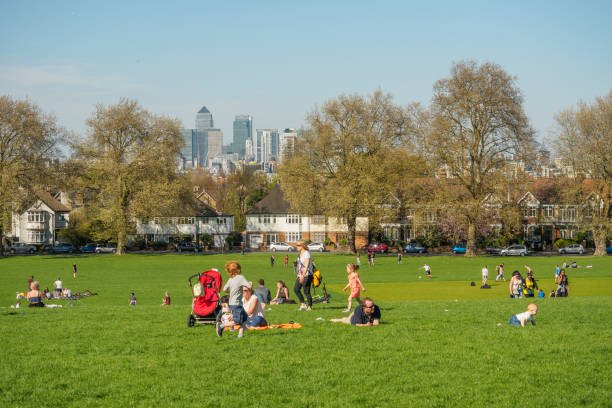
[{"xmin": 294, "ymin": 275, "xmax": 313, "ymax": 307}]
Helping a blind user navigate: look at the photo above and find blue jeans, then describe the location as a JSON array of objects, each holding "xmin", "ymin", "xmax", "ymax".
[
  {"xmin": 509, "ymin": 315, "xmax": 521, "ymax": 326},
  {"xmin": 246, "ymin": 315, "xmax": 268, "ymax": 328},
  {"xmin": 230, "ymin": 305, "xmax": 247, "ymax": 325}
]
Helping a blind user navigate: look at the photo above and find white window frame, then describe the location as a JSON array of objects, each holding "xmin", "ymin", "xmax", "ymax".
[{"xmin": 286, "ymin": 232, "xmax": 301, "ymax": 242}]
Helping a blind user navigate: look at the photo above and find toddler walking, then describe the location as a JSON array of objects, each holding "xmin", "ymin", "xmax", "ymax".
[
  {"xmin": 342, "ymin": 263, "xmax": 365, "ymax": 312},
  {"xmin": 217, "ymin": 261, "xmax": 249, "ymax": 338},
  {"xmin": 509, "ymin": 303, "xmax": 538, "ymax": 327}
]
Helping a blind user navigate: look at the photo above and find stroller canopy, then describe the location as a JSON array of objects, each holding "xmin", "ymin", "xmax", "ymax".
[{"xmin": 193, "ymin": 269, "xmax": 222, "ymax": 317}]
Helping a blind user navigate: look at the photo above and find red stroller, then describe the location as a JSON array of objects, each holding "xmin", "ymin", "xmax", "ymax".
[{"xmin": 187, "ymin": 269, "xmax": 223, "ymax": 327}]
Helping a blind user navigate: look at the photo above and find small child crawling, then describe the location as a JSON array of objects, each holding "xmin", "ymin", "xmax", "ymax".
[{"xmin": 509, "ymin": 303, "xmax": 538, "ymax": 327}]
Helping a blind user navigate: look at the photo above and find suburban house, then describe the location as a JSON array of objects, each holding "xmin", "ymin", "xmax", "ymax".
[
  {"xmin": 9, "ymin": 190, "xmax": 71, "ymax": 246},
  {"xmin": 245, "ymin": 185, "xmax": 368, "ymax": 249},
  {"xmin": 133, "ymin": 202, "xmax": 234, "ymax": 247}
]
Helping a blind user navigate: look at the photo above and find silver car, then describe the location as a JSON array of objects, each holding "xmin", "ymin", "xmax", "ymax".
[
  {"xmin": 558, "ymin": 244, "xmax": 584, "ymax": 255},
  {"xmin": 500, "ymin": 245, "xmax": 528, "ymax": 256},
  {"xmin": 5, "ymin": 243, "xmax": 37, "ymax": 254},
  {"xmin": 307, "ymin": 243, "xmax": 325, "ymax": 252},
  {"xmin": 269, "ymin": 242, "xmax": 296, "ymax": 252},
  {"xmin": 95, "ymin": 244, "xmax": 117, "ymax": 254}
]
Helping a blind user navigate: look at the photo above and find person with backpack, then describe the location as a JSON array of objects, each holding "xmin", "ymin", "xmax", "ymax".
[{"xmin": 294, "ymin": 240, "xmax": 313, "ymax": 311}]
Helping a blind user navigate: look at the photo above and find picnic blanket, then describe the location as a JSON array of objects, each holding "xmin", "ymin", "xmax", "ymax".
[{"xmin": 225, "ymin": 323, "xmax": 302, "ymax": 331}]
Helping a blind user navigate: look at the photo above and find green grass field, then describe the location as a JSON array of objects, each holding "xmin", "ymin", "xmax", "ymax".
[{"xmin": 1, "ymin": 253, "xmax": 611, "ymax": 407}]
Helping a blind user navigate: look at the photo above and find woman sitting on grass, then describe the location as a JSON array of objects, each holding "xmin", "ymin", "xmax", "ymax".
[
  {"xmin": 270, "ymin": 281, "xmax": 295, "ymax": 304},
  {"xmin": 242, "ymin": 284, "xmax": 267, "ymax": 328},
  {"xmin": 26, "ymin": 281, "xmax": 45, "ymax": 308}
]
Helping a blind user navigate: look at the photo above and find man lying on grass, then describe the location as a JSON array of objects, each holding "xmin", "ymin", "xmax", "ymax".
[{"xmin": 330, "ymin": 297, "xmax": 381, "ymax": 326}]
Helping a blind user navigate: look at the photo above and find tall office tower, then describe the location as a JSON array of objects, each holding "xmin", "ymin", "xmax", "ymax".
[
  {"xmin": 255, "ymin": 129, "xmax": 280, "ymax": 164},
  {"xmin": 194, "ymin": 106, "xmax": 215, "ymax": 167},
  {"xmin": 180, "ymin": 129, "xmax": 196, "ymax": 168},
  {"xmin": 206, "ymin": 129, "xmax": 223, "ymax": 158},
  {"xmin": 245, "ymin": 139, "xmax": 254, "ymax": 162},
  {"xmin": 196, "ymin": 106, "xmax": 214, "ymax": 130},
  {"xmin": 232, "ymin": 115, "xmax": 252, "ymax": 158},
  {"xmin": 279, "ymin": 128, "xmax": 298, "ymax": 163}
]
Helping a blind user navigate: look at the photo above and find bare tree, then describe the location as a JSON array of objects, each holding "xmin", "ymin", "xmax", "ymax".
[
  {"xmin": 0, "ymin": 96, "xmax": 61, "ymax": 251},
  {"xmin": 428, "ymin": 61, "xmax": 535, "ymax": 256},
  {"xmin": 554, "ymin": 90, "xmax": 612, "ymax": 256},
  {"xmin": 75, "ymin": 98, "xmax": 190, "ymax": 254},
  {"xmin": 279, "ymin": 90, "xmax": 411, "ymax": 252}
]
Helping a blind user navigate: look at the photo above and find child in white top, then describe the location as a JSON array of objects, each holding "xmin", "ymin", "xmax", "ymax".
[
  {"xmin": 509, "ymin": 303, "xmax": 538, "ymax": 327},
  {"xmin": 218, "ymin": 261, "xmax": 249, "ymax": 338}
]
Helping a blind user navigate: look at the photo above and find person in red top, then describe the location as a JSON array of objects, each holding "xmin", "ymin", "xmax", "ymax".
[
  {"xmin": 284, "ymin": 255, "xmax": 289, "ymax": 267},
  {"xmin": 28, "ymin": 275, "xmax": 34, "ymax": 290},
  {"xmin": 161, "ymin": 291, "xmax": 170, "ymax": 306}
]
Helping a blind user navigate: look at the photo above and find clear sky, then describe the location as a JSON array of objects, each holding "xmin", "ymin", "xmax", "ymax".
[{"xmin": 1, "ymin": 0, "xmax": 610, "ymax": 147}]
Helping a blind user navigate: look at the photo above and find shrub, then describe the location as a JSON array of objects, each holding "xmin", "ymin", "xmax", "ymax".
[
  {"xmin": 554, "ymin": 238, "xmax": 574, "ymax": 249},
  {"xmin": 339, "ymin": 238, "xmax": 347, "ymax": 246},
  {"xmin": 324, "ymin": 237, "xmax": 334, "ymax": 246},
  {"xmin": 148, "ymin": 241, "xmax": 168, "ymax": 251}
]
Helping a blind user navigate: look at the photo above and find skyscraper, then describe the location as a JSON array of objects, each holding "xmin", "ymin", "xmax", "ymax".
[
  {"xmin": 232, "ymin": 115, "xmax": 252, "ymax": 159},
  {"xmin": 206, "ymin": 129, "xmax": 223, "ymax": 158},
  {"xmin": 180, "ymin": 129, "xmax": 196, "ymax": 168},
  {"xmin": 279, "ymin": 128, "xmax": 298, "ymax": 163},
  {"xmin": 255, "ymin": 129, "xmax": 280, "ymax": 164},
  {"xmin": 194, "ymin": 106, "xmax": 215, "ymax": 167},
  {"xmin": 196, "ymin": 106, "xmax": 213, "ymax": 129}
]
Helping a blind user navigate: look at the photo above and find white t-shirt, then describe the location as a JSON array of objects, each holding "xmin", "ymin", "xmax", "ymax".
[
  {"xmin": 299, "ymin": 250, "xmax": 312, "ymax": 276},
  {"xmin": 482, "ymin": 267, "xmax": 488, "ymax": 277},
  {"xmin": 424, "ymin": 264, "xmax": 431, "ymax": 272},
  {"xmin": 223, "ymin": 274, "xmax": 250, "ymax": 306},
  {"xmin": 54, "ymin": 280, "xmax": 63, "ymax": 290},
  {"xmin": 514, "ymin": 311, "xmax": 534, "ymax": 324},
  {"xmin": 242, "ymin": 295, "xmax": 264, "ymax": 319}
]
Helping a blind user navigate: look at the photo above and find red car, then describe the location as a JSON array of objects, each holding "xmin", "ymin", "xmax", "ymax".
[{"xmin": 365, "ymin": 243, "xmax": 387, "ymax": 253}]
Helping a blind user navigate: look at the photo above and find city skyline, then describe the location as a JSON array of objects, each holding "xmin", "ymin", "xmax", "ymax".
[{"xmin": 1, "ymin": 1, "xmax": 611, "ymax": 146}]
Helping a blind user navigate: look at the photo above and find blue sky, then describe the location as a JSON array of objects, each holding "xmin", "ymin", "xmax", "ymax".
[{"xmin": 1, "ymin": 0, "xmax": 610, "ymax": 146}]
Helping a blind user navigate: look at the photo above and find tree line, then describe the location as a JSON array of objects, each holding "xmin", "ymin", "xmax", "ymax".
[{"xmin": 1, "ymin": 61, "xmax": 610, "ymax": 256}]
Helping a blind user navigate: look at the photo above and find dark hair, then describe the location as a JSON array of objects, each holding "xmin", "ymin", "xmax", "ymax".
[
  {"xmin": 219, "ymin": 295, "xmax": 229, "ymax": 303},
  {"xmin": 258, "ymin": 279, "xmax": 264, "ymax": 285},
  {"xmin": 278, "ymin": 280, "xmax": 286, "ymax": 288}
]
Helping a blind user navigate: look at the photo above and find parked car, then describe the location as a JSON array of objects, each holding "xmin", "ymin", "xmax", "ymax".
[
  {"xmin": 269, "ymin": 242, "xmax": 296, "ymax": 252},
  {"xmin": 500, "ymin": 244, "xmax": 528, "ymax": 256},
  {"xmin": 485, "ymin": 246, "xmax": 503, "ymax": 255},
  {"xmin": 176, "ymin": 242, "xmax": 201, "ymax": 253},
  {"xmin": 50, "ymin": 243, "xmax": 75, "ymax": 254},
  {"xmin": 307, "ymin": 242, "xmax": 325, "ymax": 252},
  {"xmin": 452, "ymin": 244, "xmax": 466, "ymax": 255},
  {"xmin": 558, "ymin": 244, "xmax": 584, "ymax": 255},
  {"xmin": 607, "ymin": 246, "xmax": 612, "ymax": 255},
  {"xmin": 95, "ymin": 243, "xmax": 117, "ymax": 254},
  {"xmin": 80, "ymin": 243, "xmax": 97, "ymax": 253},
  {"xmin": 403, "ymin": 242, "xmax": 427, "ymax": 254},
  {"xmin": 5, "ymin": 243, "xmax": 37, "ymax": 254},
  {"xmin": 365, "ymin": 242, "xmax": 387, "ymax": 253}
]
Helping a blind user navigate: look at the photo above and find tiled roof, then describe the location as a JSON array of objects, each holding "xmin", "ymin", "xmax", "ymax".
[
  {"xmin": 35, "ymin": 190, "xmax": 70, "ymax": 212},
  {"xmin": 247, "ymin": 184, "xmax": 292, "ymax": 215}
]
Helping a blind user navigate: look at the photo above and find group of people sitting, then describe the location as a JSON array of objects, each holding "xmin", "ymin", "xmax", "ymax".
[
  {"xmin": 24, "ymin": 277, "xmax": 74, "ymax": 307},
  {"xmin": 509, "ymin": 268, "xmax": 541, "ymax": 298}
]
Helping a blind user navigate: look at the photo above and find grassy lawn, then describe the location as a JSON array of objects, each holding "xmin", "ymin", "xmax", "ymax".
[{"xmin": 1, "ymin": 253, "xmax": 611, "ymax": 407}]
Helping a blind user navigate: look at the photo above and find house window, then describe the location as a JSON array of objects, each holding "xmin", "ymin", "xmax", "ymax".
[
  {"xmin": 29, "ymin": 231, "xmax": 45, "ymax": 242},
  {"xmin": 217, "ymin": 218, "xmax": 227, "ymax": 225},
  {"xmin": 286, "ymin": 232, "xmax": 301, "ymax": 242},
  {"xmin": 543, "ymin": 206, "xmax": 553, "ymax": 217},
  {"xmin": 524, "ymin": 207, "xmax": 537, "ymax": 218},
  {"xmin": 263, "ymin": 216, "xmax": 270, "ymax": 224},
  {"xmin": 266, "ymin": 233, "xmax": 278, "ymax": 245},
  {"xmin": 312, "ymin": 215, "xmax": 325, "ymax": 224},
  {"xmin": 567, "ymin": 207, "xmax": 575, "ymax": 221},
  {"xmin": 286, "ymin": 215, "xmax": 301, "ymax": 224},
  {"xmin": 27, "ymin": 211, "xmax": 45, "ymax": 222},
  {"xmin": 201, "ymin": 217, "xmax": 209, "ymax": 224},
  {"xmin": 312, "ymin": 232, "xmax": 326, "ymax": 243}
]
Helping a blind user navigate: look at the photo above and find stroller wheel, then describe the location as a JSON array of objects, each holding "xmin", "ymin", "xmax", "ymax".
[{"xmin": 187, "ymin": 314, "xmax": 195, "ymax": 327}]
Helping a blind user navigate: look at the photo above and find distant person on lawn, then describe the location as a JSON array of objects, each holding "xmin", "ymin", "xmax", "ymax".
[
  {"xmin": 54, "ymin": 277, "xmax": 63, "ymax": 297},
  {"xmin": 420, "ymin": 264, "xmax": 432, "ymax": 279},
  {"xmin": 342, "ymin": 263, "xmax": 365, "ymax": 312},
  {"xmin": 26, "ymin": 281, "xmax": 45, "ymax": 307},
  {"xmin": 161, "ymin": 291, "xmax": 170, "ymax": 306},
  {"xmin": 294, "ymin": 240, "xmax": 313, "ymax": 311},
  {"xmin": 129, "ymin": 292, "xmax": 137, "ymax": 306},
  {"xmin": 495, "ymin": 264, "xmax": 505, "ymax": 281},
  {"xmin": 330, "ymin": 298, "xmax": 381, "ymax": 326},
  {"xmin": 270, "ymin": 281, "xmax": 294, "ymax": 304},
  {"xmin": 481, "ymin": 265, "xmax": 489, "ymax": 287}
]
